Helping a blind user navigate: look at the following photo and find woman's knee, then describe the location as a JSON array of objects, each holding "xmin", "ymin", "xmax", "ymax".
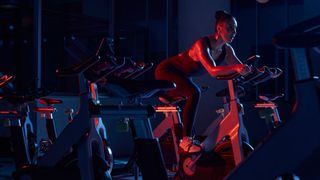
[{"xmin": 155, "ymin": 67, "xmax": 167, "ymax": 80}]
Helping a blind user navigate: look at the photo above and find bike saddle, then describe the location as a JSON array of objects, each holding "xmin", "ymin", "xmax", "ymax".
[
  {"xmin": 258, "ymin": 93, "xmax": 284, "ymax": 102},
  {"xmin": 38, "ymin": 98, "xmax": 63, "ymax": 106},
  {"xmin": 158, "ymin": 94, "xmax": 187, "ymax": 105}
]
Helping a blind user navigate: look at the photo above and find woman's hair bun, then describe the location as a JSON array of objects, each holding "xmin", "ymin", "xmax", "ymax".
[{"xmin": 215, "ymin": 10, "xmax": 229, "ymax": 21}]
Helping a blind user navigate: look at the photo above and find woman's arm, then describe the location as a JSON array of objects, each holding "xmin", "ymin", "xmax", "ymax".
[
  {"xmin": 189, "ymin": 38, "xmax": 245, "ymax": 77},
  {"xmin": 224, "ymin": 43, "xmax": 243, "ymax": 65},
  {"xmin": 224, "ymin": 43, "xmax": 252, "ymax": 75}
]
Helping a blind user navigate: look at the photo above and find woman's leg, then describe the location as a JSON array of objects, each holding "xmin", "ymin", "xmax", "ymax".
[
  {"xmin": 181, "ymin": 81, "xmax": 201, "ymax": 137},
  {"xmin": 155, "ymin": 66, "xmax": 201, "ymax": 137}
]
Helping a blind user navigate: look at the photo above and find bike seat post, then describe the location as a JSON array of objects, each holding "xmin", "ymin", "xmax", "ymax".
[
  {"xmin": 89, "ymin": 82, "xmax": 107, "ymax": 136},
  {"xmin": 44, "ymin": 107, "xmax": 57, "ymax": 142},
  {"xmin": 271, "ymin": 105, "xmax": 281, "ymax": 128},
  {"xmin": 35, "ymin": 106, "xmax": 57, "ymax": 143},
  {"xmin": 89, "ymin": 82, "xmax": 100, "ymax": 105},
  {"xmin": 227, "ymin": 79, "xmax": 246, "ymax": 165},
  {"xmin": 36, "ymin": 97, "xmax": 64, "ymax": 145}
]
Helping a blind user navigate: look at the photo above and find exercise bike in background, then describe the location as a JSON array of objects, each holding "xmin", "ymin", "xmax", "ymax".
[
  {"xmin": 87, "ymin": 38, "xmax": 176, "ymax": 179},
  {"xmin": 0, "ymin": 74, "xmax": 39, "ymax": 170},
  {"xmin": 13, "ymin": 37, "xmax": 175, "ymax": 179},
  {"xmin": 227, "ymin": 15, "xmax": 320, "ymax": 180},
  {"xmin": 12, "ymin": 54, "xmax": 114, "ymax": 180}
]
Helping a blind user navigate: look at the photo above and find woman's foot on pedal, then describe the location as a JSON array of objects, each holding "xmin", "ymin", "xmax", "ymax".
[{"xmin": 179, "ymin": 136, "xmax": 202, "ymax": 153}]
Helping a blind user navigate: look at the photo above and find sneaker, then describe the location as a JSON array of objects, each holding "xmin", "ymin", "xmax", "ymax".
[{"xmin": 179, "ymin": 136, "xmax": 202, "ymax": 153}]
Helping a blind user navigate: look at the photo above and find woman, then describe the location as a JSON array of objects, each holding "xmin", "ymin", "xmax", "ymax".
[{"xmin": 155, "ymin": 10, "xmax": 251, "ymax": 153}]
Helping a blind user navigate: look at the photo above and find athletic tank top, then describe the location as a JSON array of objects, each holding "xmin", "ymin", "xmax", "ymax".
[
  {"xmin": 159, "ymin": 36, "xmax": 226, "ymax": 77},
  {"xmin": 204, "ymin": 36, "xmax": 226, "ymax": 65}
]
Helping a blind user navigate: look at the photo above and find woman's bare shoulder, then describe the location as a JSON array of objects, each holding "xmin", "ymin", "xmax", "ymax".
[
  {"xmin": 225, "ymin": 43, "xmax": 235, "ymax": 51},
  {"xmin": 225, "ymin": 43, "xmax": 232, "ymax": 48}
]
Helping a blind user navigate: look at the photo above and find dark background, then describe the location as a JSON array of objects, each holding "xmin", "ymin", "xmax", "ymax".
[{"xmin": 0, "ymin": 0, "xmax": 319, "ymax": 175}]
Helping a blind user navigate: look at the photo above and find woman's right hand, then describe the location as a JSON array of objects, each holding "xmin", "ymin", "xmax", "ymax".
[{"xmin": 213, "ymin": 64, "xmax": 251, "ymax": 77}]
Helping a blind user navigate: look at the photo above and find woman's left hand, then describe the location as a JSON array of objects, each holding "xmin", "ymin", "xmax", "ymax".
[{"xmin": 239, "ymin": 64, "xmax": 252, "ymax": 76}]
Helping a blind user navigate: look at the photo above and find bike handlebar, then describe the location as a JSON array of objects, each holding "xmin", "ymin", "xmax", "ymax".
[
  {"xmin": 56, "ymin": 56, "xmax": 101, "ymax": 77},
  {"xmin": 0, "ymin": 75, "xmax": 14, "ymax": 88}
]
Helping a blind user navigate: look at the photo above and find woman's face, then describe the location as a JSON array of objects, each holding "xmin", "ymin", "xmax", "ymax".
[{"xmin": 217, "ymin": 18, "xmax": 238, "ymax": 43}]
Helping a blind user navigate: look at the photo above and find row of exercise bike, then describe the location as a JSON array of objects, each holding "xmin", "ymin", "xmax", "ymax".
[
  {"xmin": 0, "ymin": 47, "xmax": 283, "ymax": 180},
  {"xmin": 0, "ymin": 56, "xmax": 281, "ymax": 180}
]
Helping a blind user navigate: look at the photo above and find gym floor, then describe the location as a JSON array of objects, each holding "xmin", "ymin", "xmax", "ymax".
[
  {"xmin": 0, "ymin": 158, "xmax": 14, "ymax": 180},
  {"xmin": 0, "ymin": 157, "xmax": 145, "ymax": 180},
  {"xmin": 0, "ymin": 156, "xmax": 177, "ymax": 179}
]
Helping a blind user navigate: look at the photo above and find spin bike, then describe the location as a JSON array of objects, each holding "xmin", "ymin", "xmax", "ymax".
[
  {"xmin": 0, "ymin": 74, "xmax": 38, "ymax": 170},
  {"xmin": 89, "ymin": 52, "xmax": 176, "ymax": 179},
  {"xmin": 175, "ymin": 64, "xmax": 283, "ymax": 179},
  {"xmin": 150, "ymin": 64, "xmax": 252, "ymax": 178},
  {"xmin": 34, "ymin": 96, "xmax": 111, "ymax": 169},
  {"xmin": 14, "ymin": 56, "xmax": 112, "ymax": 180},
  {"xmin": 151, "ymin": 55, "xmax": 262, "ymax": 173}
]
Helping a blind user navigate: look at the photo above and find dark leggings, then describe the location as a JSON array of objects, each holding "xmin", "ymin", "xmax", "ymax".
[{"xmin": 155, "ymin": 63, "xmax": 201, "ymax": 137}]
